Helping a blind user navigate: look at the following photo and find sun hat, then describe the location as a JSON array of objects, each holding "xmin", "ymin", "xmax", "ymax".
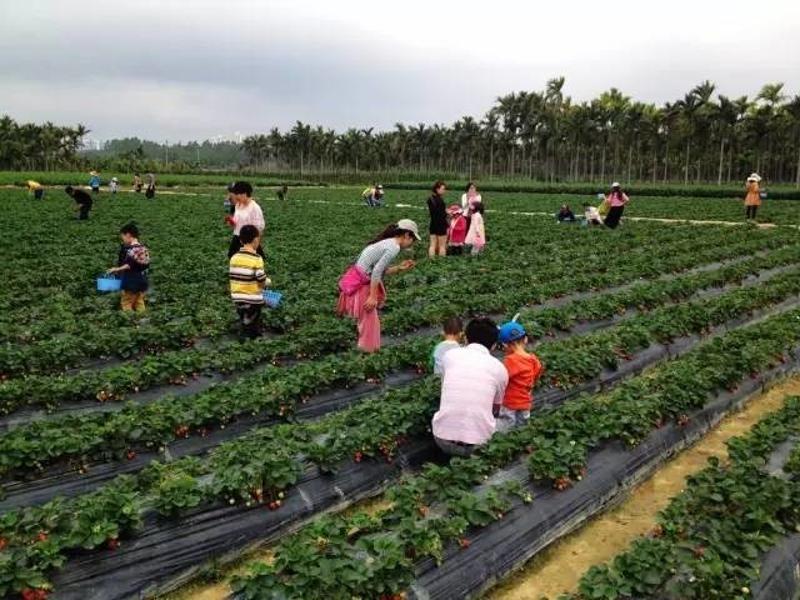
[
  {"xmin": 611, "ymin": 182, "xmax": 621, "ymax": 188},
  {"xmin": 377, "ymin": 184, "xmax": 384, "ymax": 190},
  {"xmin": 397, "ymin": 218, "xmax": 421, "ymax": 240},
  {"xmin": 498, "ymin": 321, "xmax": 527, "ymax": 345},
  {"xmin": 747, "ymin": 173, "xmax": 762, "ymax": 182}
]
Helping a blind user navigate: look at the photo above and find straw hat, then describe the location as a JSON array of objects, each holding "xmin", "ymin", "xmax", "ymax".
[{"xmin": 747, "ymin": 173, "xmax": 762, "ymax": 182}]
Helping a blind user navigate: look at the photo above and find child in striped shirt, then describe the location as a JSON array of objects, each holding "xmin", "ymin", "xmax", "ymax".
[{"xmin": 229, "ymin": 225, "xmax": 270, "ymax": 338}]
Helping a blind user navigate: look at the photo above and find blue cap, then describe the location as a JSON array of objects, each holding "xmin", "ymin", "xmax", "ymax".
[{"xmin": 498, "ymin": 322, "xmax": 526, "ymax": 344}]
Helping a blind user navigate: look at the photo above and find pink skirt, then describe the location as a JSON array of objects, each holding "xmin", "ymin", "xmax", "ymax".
[{"xmin": 336, "ymin": 265, "xmax": 386, "ymax": 352}]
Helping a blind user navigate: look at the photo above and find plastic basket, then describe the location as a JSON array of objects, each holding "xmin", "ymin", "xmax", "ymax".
[
  {"xmin": 596, "ymin": 193, "xmax": 605, "ymax": 201},
  {"xmin": 263, "ymin": 290, "xmax": 283, "ymax": 308},
  {"xmin": 96, "ymin": 276, "xmax": 122, "ymax": 292},
  {"xmin": 760, "ymin": 191, "xmax": 768, "ymax": 199}
]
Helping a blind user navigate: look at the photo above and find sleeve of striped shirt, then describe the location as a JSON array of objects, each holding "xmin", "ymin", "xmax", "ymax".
[{"xmin": 370, "ymin": 244, "xmax": 399, "ymax": 283}]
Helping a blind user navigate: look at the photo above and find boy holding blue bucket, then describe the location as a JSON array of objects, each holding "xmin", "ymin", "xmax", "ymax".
[
  {"xmin": 107, "ymin": 223, "xmax": 150, "ymax": 312},
  {"xmin": 230, "ymin": 224, "xmax": 271, "ymax": 338}
]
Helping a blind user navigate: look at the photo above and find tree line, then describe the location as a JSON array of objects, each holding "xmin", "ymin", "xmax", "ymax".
[
  {"xmin": 0, "ymin": 116, "xmax": 88, "ymax": 171},
  {"xmin": 243, "ymin": 79, "xmax": 800, "ymax": 185},
  {"xmin": 3, "ymin": 78, "xmax": 800, "ymax": 185}
]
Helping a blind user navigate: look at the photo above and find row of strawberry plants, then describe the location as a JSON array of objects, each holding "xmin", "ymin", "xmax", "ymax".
[
  {"xmin": 0, "ymin": 338, "xmax": 430, "ymax": 479},
  {"xmin": 0, "ymin": 216, "xmax": 772, "ymax": 376},
  {"xmin": 5, "ymin": 268, "xmax": 800, "ymax": 482},
  {"xmin": 0, "ymin": 223, "xmax": 789, "ymax": 404},
  {"xmin": 521, "ymin": 245, "xmax": 800, "ymax": 336},
  {"xmin": 3, "ymin": 304, "xmax": 800, "ymax": 599},
  {"xmin": 0, "ymin": 379, "xmax": 439, "ymax": 597},
  {"xmin": 562, "ymin": 395, "xmax": 800, "ymax": 600},
  {"xmin": 227, "ymin": 309, "xmax": 800, "ymax": 599}
]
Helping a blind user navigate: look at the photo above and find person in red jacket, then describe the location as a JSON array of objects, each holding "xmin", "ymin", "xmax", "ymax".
[{"xmin": 496, "ymin": 321, "xmax": 543, "ymax": 431}]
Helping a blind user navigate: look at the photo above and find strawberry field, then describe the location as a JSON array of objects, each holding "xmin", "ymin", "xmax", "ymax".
[{"xmin": 2, "ymin": 185, "xmax": 800, "ymax": 600}]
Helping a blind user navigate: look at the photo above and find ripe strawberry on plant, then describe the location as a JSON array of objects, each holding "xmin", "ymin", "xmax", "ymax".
[
  {"xmin": 0, "ymin": 536, "xmax": 7, "ymax": 551},
  {"xmin": 126, "ymin": 450, "xmax": 136, "ymax": 461},
  {"xmin": 458, "ymin": 537, "xmax": 471, "ymax": 549},
  {"xmin": 21, "ymin": 588, "xmax": 49, "ymax": 600},
  {"xmin": 107, "ymin": 537, "xmax": 120, "ymax": 550}
]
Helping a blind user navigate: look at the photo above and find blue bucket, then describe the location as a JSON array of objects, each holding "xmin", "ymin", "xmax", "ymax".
[
  {"xmin": 263, "ymin": 290, "xmax": 283, "ymax": 308},
  {"xmin": 97, "ymin": 276, "xmax": 122, "ymax": 292}
]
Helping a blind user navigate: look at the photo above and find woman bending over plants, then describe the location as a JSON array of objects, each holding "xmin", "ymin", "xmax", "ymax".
[{"xmin": 336, "ymin": 219, "xmax": 420, "ymax": 352}]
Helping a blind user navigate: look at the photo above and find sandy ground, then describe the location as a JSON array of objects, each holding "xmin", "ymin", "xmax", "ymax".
[{"xmin": 489, "ymin": 375, "xmax": 800, "ymax": 600}]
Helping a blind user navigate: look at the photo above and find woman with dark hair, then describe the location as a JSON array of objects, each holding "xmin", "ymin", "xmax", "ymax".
[
  {"xmin": 227, "ymin": 181, "xmax": 265, "ymax": 258},
  {"xmin": 603, "ymin": 182, "xmax": 629, "ymax": 229},
  {"xmin": 461, "ymin": 182, "xmax": 482, "ymax": 216},
  {"xmin": 427, "ymin": 181, "xmax": 448, "ymax": 257},
  {"xmin": 336, "ymin": 219, "xmax": 420, "ymax": 352}
]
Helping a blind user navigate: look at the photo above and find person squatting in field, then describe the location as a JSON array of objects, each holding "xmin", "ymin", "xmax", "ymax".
[
  {"xmin": 431, "ymin": 317, "xmax": 509, "ymax": 457},
  {"xmin": 230, "ymin": 224, "xmax": 271, "ymax": 338},
  {"xmin": 336, "ymin": 219, "xmax": 420, "ymax": 352},
  {"xmin": 495, "ymin": 320, "xmax": 543, "ymax": 431},
  {"xmin": 432, "ymin": 316, "xmax": 464, "ymax": 375},
  {"xmin": 362, "ymin": 183, "xmax": 385, "ymax": 207},
  {"xmin": 107, "ymin": 222, "xmax": 151, "ymax": 312}
]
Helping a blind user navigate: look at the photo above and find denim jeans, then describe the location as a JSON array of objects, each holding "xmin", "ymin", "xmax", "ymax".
[
  {"xmin": 434, "ymin": 436, "xmax": 480, "ymax": 457},
  {"xmin": 496, "ymin": 406, "xmax": 531, "ymax": 432}
]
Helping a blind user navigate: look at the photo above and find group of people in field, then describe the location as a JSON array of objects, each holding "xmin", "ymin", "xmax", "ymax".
[
  {"xmin": 555, "ymin": 182, "xmax": 630, "ymax": 228},
  {"xmin": 25, "ymin": 169, "xmax": 772, "ymax": 457},
  {"xmin": 427, "ymin": 181, "xmax": 487, "ymax": 256}
]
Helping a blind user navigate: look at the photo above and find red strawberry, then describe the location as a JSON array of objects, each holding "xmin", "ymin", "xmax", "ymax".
[
  {"xmin": 0, "ymin": 537, "xmax": 6, "ymax": 551},
  {"xmin": 126, "ymin": 450, "xmax": 136, "ymax": 461},
  {"xmin": 353, "ymin": 451, "xmax": 363, "ymax": 463},
  {"xmin": 36, "ymin": 531, "xmax": 48, "ymax": 543},
  {"xmin": 107, "ymin": 537, "xmax": 120, "ymax": 550},
  {"xmin": 459, "ymin": 537, "xmax": 471, "ymax": 549}
]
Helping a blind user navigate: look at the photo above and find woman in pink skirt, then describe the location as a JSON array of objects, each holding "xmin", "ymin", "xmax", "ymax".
[{"xmin": 337, "ymin": 219, "xmax": 420, "ymax": 352}]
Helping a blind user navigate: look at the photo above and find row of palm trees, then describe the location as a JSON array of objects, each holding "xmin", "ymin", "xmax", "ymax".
[
  {"xmin": 0, "ymin": 116, "xmax": 88, "ymax": 171},
  {"xmin": 243, "ymin": 79, "xmax": 800, "ymax": 185}
]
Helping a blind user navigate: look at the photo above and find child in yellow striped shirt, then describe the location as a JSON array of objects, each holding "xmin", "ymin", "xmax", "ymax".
[{"xmin": 229, "ymin": 225, "xmax": 270, "ymax": 338}]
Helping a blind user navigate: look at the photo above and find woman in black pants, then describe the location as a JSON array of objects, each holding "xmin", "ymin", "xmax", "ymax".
[
  {"xmin": 427, "ymin": 180, "xmax": 448, "ymax": 257},
  {"xmin": 603, "ymin": 182, "xmax": 629, "ymax": 229}
]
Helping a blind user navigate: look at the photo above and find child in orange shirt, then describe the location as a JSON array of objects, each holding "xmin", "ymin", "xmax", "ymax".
[{"xmin": 496, "ymin": 321, "xmax": 543, "ymax": 431}]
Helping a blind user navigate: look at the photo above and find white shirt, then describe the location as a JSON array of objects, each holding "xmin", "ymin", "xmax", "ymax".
[
  {"xmin": 432, "ymin": 340, "xmax": 460, "ymax": 376},
  {"xmin": 585, "ymin": 206, "xmax": 602, "ymax": 222},
  {"xmin": 461, "ymin": 193, "xmax": 483, "ymax": 215},
  {"xmin": 432, "ymin": 344, "xmax": 509, "ymax": 445},
  {"xmin": 234, "ymin": 200, "xmax": 265, "ymax": 235}
]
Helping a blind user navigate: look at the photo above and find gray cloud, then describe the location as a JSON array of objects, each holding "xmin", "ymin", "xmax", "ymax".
[{"xmin": 1, "ymin": 0, "xmax": 799, "ymax": 140}]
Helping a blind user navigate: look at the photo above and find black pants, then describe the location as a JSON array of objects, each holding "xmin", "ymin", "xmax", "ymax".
[
  {"xmin": 34, "ymin": 189, "xmax": 44, "ymax": 200},
  {"xmin": 78, "ymin": 208, "xmax": 90, "ymax": 220},
  {"xmin": 236, "ymin": 304, "xmax": 262, "ymax": 338},
  {"xmin": 604, "ymin": 206, "xmax": 624, "ymax": 229},
  {"xmin": 746, "ymin": 205, "xmax": 758, "ymax": 219},
  {"xmin": 228, "ymin": 236, "xmax": 265, "ymax": 259}
]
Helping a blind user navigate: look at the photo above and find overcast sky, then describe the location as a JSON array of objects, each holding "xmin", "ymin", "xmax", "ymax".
[{"xmin": 1, "ymin": 0, "xmax": 799, "ymax": 141}]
